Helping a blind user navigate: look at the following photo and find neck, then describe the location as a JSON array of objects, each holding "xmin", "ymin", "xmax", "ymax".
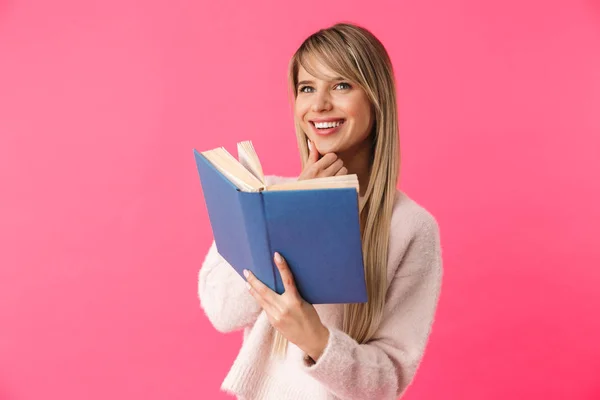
[{"xmin": 337, "ymin": 140, "xmax": 372, "ymax": 199}]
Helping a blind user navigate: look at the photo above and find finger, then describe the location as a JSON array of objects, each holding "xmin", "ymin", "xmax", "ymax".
[
  {"xmin": 321, "ymin": 158, "xmax": 344, "ymax": 177},
  {"xmin": 307, "ymin": 139, "xmax": 320, "ymax": 164},
  {"xmin": 313, "ymin": 153, "xmax": 338, "ymax": 172},
  {"xmin": 273, "ymin": 252, "xmax": 299, "ymax": 296},
  {"xmin": 244, "ymin": 269, "xmax": 278, "ymax": 306},
  {"xmin": 335, "ymin": 166, "xmax": 348, "ymax": 176},
  {"xmin": 303, "ymin": 153, "xmax": 335, "ymax": 180},
  {"xmin": 247, "ymin": 285, "xmax": 275, "ymax": 315}
]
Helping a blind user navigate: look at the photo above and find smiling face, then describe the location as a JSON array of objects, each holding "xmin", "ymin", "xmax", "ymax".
[{"xmin": 294, "ymin": 56, "xmax": 374, "ymax": 157}]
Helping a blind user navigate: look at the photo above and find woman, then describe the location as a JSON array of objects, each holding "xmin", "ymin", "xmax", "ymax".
[{"xmin": 198, "ymin": 22, "xmax": 443, "ymax": 400}]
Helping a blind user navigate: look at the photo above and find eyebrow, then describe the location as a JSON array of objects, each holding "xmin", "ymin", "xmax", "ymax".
[{"xmin": 296, "ymin": 77, "xmax": 347, "ymax": 88}]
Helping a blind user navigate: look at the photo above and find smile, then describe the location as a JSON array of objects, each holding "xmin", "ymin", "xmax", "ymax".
[
  {"xmin": 310, "ymin": 120, "xmax": 345, "ymax": 130},
  {"xmin": 309, "ymin": 119, "xmax": 346, "ymax": 136}
]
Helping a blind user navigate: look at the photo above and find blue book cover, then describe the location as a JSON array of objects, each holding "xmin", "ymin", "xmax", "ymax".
[{"xmin": 193, "ymin": 148, "xmax": 367, "ymax": 304}]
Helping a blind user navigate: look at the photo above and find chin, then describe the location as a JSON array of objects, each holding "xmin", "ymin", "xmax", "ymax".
[
  {"xmin": 315, "ymin": 137, "xmax": 354, "ymax": 154},
  {"xmin": 312, "ymin": 141, "xmax": 340, "ymax": 155}
]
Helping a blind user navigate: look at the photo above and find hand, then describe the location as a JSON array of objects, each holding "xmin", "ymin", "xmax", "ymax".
[
  {"xmin": 298, "ymin": 140, "xmax": 348, "ymax": 181},
  {"xmin": 243, "ymin": 252, "xmax": 330, "ymax": 361}
]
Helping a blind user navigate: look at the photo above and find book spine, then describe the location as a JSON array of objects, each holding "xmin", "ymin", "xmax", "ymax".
[
  {"xmin": 259, "ymin": 192, "xmax": 278, "ymax": 294},
  {"xmin": 237, "ymin": 190, "xmax": 277, "ymax": 293}
]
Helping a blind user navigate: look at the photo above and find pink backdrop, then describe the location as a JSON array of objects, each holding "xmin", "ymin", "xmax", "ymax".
[{"xmin": 1, "ymin": 0, "xmax": 599, "ymax": 399}]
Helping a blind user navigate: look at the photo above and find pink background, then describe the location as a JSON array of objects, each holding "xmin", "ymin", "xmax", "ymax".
[{"xmin": 1, "ymin": 0, "xmax": 599, "ymax": 399}]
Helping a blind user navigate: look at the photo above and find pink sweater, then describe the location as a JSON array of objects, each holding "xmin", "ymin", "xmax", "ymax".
[{"xmin": 198, "ymin": 175, "xmax": 443, "ymax": 400}]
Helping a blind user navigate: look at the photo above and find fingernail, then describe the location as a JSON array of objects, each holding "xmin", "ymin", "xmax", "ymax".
[
  {"xmin": 274, "ymin": 252, "xmax": 282, "ymax": 263},
  {"xmin": 246, "ymin": 282, "xmax": 251, "ymax": 290},
  {"xmin": 307, "ymin": 140, "xmax": 312, "ymax": 150},
  {"xmin": 243, "ymin": 269, "xmax": 249, "ymax": 278}
]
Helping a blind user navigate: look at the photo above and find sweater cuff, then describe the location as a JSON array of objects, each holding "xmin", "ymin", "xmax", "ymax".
[{"xmin": 301, "ymin": 326, "xmax": 348, "ymax": 372}]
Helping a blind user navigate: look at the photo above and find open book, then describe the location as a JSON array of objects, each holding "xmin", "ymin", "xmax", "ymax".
[
  {"xmin": 200, "ymin": 140, "xmax": 360, "ymax": 193},
  {"xmin": 193, "ymin": 140, "xmax": 367, "ymax": 304}
]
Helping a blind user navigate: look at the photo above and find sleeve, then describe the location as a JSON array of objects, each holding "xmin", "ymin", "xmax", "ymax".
[
  {"xmin": 198, "ymin": 240, "xmax": 262, "ymax": 333},
  {"xmin": 300, "ymin": 215, "xmax": 443, "ymax": 400}
]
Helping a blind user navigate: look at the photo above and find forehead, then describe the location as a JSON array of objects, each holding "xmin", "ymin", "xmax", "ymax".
[{"xmin": 297, "ymin": 54, "xmax": 341, "ymax": 82}]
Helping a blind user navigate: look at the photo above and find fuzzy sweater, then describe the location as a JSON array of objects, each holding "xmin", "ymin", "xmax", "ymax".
[{"xmin": 198, "ymin": 175, "xmax": 443, "ymax": 400}]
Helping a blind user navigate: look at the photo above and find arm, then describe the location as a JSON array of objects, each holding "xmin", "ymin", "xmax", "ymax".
[
  {"xmin": 198, "ymin": 240, "xmax": 262, "ymax": 333},
  {"xmin": 301, "ymin": 216, "xmax": 443, "ymax": 400}
]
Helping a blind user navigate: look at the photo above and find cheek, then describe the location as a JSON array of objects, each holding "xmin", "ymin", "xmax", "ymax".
[
  {"xmin": 346, "ymin": 101, "xmax": 372, "ymax": 133},
  {"xmin": 294, "ymin": 101, "xmax": 309, "ymax": 123}
]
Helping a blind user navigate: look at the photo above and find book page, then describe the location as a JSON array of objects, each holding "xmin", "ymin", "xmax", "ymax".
[
  {"xmin": 202, "ymin": 147, "xmax": 265, "ymax": 192},
  {"xmin": 237, "ymin": 141, "xmax": 265, "ymax": 184},
  {"xmin": 266, "ymin": 174, "xmax": 360, "ymax": 193}
]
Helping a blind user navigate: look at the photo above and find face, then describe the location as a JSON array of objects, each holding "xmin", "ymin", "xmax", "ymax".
[{"xmin": 294, "ymin": 56, "xmax": 374, "ymax": 157}]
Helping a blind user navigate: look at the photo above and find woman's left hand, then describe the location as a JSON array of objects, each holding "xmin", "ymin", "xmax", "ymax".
[{"xmin": 244, "ymin": 252, "xmax": 330, "ymax": 361}]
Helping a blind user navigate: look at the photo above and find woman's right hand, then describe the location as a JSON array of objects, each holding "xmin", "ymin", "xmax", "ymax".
[{"xmin": 298, "ymin": 140, "xmax": 348, "ymax": 181}]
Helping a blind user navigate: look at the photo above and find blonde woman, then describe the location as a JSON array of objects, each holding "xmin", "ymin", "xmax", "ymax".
[{"xmin": 198, "ymin": 22, "xmax": 443, "ymax": 400}]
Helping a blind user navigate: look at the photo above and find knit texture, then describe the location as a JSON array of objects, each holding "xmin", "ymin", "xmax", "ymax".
[{"xmin": 198, "ymin": 175, "xmax": 443, "ymax": 400}]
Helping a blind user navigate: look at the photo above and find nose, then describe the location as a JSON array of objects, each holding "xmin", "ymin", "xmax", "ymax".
[{"xmin": 311, "ymin": 90, "xmax": 333, "ymax": 112}]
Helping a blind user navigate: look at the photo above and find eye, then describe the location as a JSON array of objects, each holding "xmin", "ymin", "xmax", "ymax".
[
  {"xmin": 298, "ymin": 86, "xmax": 314, "ymax": 93},
  {"xmin": 335, "ymin": 82, "xmax": 352, "ymax": 90}
]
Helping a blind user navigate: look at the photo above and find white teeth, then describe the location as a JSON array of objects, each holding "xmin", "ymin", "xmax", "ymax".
[{"xmin": 314, "ymin": 120, "xmax": 343, "ymax": 129}]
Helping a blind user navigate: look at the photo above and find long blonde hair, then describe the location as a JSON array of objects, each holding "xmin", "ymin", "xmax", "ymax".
[{"xmin": 273, "ymin": 22, "xmax": 400, "ymax": 356}]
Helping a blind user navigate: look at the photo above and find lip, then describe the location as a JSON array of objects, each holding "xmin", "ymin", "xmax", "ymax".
[
  {"xmin": 309, "ymin": 119, "xmax": 346, "ymax": 136},
  {"xmin": 309, "ymin": 117, "xmax": 345, "ymax": 123}
]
